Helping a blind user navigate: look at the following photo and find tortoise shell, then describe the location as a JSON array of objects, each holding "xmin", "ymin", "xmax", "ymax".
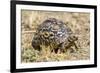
[{"xmin": 32, "ymin": 18, "xmax": 78, "ymax": 52}]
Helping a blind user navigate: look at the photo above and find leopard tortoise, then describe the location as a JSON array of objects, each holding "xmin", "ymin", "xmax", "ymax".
[{"xmin": 32, "ymin": 18, "xmax": 79, "ymax": 53}]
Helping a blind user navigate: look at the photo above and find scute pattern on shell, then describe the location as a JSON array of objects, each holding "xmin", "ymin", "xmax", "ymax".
[{"xmin": 32, "ymin": 18, "xmax": 77, "ymax": 52}]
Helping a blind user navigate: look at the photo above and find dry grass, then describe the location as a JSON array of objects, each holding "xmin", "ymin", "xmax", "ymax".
[{"xmin": 21, "ymin": 10, "xmax": 90, "ymax": 63}]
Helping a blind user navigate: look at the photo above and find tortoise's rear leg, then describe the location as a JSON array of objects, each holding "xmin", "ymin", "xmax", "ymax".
[{"xmin": 73, "ymin": 42, "xmax": 79, "ymax": 50}]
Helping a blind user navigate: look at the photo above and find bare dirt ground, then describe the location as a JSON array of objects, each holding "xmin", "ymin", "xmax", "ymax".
[{"xmin": 21, "ymin": 10, "xmax": 90, "ymax": 63}]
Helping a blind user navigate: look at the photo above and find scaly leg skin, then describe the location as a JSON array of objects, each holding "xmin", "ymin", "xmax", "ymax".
[
  {"xmin": 70, "ymin": 40, "xmax": 81, "ymax": 53},
  {"xmin": 59, "ymin": 43, "xmax": 68, "ymax": 53},
  {"xmin": 74, "ymin": 40, "xmax": 82, "ymax": 53},
  {"xmin": 65, "ymin": 41, "xmax": 79, "ymax": 53},
  {"xmin": 73, "ymin": 42, "xmax": 79, "ymax": 51},
  {"xmin": 69, "ymin": 42, "xmax": 78, "ymax": 53},
  {"xmin": 65, "ymin": 42, "xmax": 76, "ymax": 53},
  {"xmin": 65, "ymin": 35, "xmax": 79, "ymax": 52}
]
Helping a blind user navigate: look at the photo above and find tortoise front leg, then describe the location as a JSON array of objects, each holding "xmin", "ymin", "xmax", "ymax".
[
  {"xmin": 64, "ymin": 39, "xmax": 79, "ymax": 53},
  {"xmin": 73, "ymin": 42, "xmax": 79, "ymax": 51}
]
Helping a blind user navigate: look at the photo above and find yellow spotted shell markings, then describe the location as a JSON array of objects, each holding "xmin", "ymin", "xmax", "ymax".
[{"xmin": 43, "ymin": 31, "xmax": 50, "ymax": 38}]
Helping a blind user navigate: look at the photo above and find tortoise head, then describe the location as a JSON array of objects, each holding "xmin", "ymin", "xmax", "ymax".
[{"xmin": 68, "ymin": 35, "xmax": 78, "ymax": 42}]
